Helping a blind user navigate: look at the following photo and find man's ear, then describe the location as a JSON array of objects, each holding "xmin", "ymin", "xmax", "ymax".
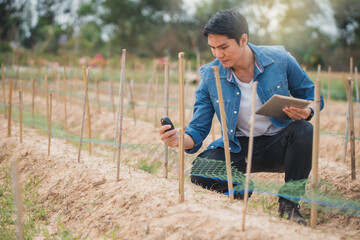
[{"xmin": 240, "ymin": 34, "xmax": 248, "ymax": 46}]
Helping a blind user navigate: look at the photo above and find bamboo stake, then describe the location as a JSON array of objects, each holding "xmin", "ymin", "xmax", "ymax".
[
  {"xmin": 31, "ymin": 79, "xmax": 35, "ymax": 128},
  {"xmin": 212, "ymin": 66, "xmax": 234, "ymax": 202},
  {"xmin": 48, "ymin": 90, "xmax": 52, "ymax": 156},
  {"xmin": 154, "ymin": 73, "xmax": 159, "ymax": 127},
  {"xmin": 327, "ymin": 66, "xmax": 331, "ymax": 103},
  {"xmin": 347, "ymin": 78, "xmax": 356, "ymax": 180},
  {"xmin": 78, "ymin": 67, "xmax": 91, "ymax": 163},
  {"xmin": 63, "ymin": 67, "xmax": 68, "ymax": 136},
  {"xmin": 8, "ymin": 79, "xmax": 13, "ymax": 137},
  {"xmin": 128, "ymin": 78, "xmax": 136, "ymax": 124},
  {"xmin": 178, "ymin": 52, "xmax": 186, "ymax": 203},
  {"xmin": 95, "ymin": 78, "xmax": 101, "ymax": 113},
  {"xmin": 1, "ymin": 63, "xmax": 7, "ymax": 118},
  {"xmin": 343, "ymin": 61, "xmax": 352, "ymax": 162},
  {"xmin": 113, "ymin": 53, "xmax": 124, "ymax": 162},
  {"xmin": 10, "ymin": 157, "xmax": 24, "ymax": 240},
  {"xmin": 310, "ymin": 76, "xmax": 321, "ymax": 229},
  {"xmin": 242, "ymin": 81, "xmax": 258, "ymax": 231},
  {"xmin": 164, "ymin": 62, "xmax": 170, "ymax": 178},
  {"xmin": 82, "ymin": 66, "xmax": 92, "ymax": 154},
  {"xmin": 116, "ymin": 49, "xmax": 126, "ymax": 181}
]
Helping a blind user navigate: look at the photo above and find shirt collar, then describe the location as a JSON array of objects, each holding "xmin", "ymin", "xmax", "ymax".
[{"xmin": 222, "ymin": 43, "xmax": 274, "ymax": 82}]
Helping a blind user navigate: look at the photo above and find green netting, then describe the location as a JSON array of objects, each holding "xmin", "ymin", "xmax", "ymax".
[
  {"xmin": 0, "ymin": 102, "xmax": 359, "ymax": 218},
  {"xmin": 190, "ymin": 157, "xmax": 360, "ymax": 217}
]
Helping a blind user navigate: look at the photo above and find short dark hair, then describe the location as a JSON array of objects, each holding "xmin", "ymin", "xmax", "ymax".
[{"xmin": 203, "ymin": 9, "xmax": 249, "ymax": 45}]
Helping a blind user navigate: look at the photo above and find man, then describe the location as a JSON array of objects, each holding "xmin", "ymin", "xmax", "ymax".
[{"xmin": 159, "ymin": 9, "xmax": 324, "ymax": 225}]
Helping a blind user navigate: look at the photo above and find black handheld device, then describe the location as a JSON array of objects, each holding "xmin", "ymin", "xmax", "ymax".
[{"xmin": 160, "ymin": 116, "xmax": 174, "ymax": 132}]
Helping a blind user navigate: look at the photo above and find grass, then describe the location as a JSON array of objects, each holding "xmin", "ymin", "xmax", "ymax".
[
  {"xmin": 137, "ymin": 158, "xmax": 160, "ymax": 174},
  {"xmin": 0, "ymin": 164, "xmax": 82, "ymax": 239}
]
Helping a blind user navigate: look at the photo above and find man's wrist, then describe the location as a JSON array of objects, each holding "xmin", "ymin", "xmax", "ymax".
[{"xmin": 305, "ymin": 107, "xmax": 314, "ymax": 121}]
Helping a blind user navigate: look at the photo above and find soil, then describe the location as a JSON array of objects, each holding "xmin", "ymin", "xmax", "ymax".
[{"xmin": 0, "ymin": 79, "xmax": 359, "ymax": 239}]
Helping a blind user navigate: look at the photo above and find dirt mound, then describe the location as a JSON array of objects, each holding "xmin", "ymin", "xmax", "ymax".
[{"xmin": 1, "ymin": 117, "xmax": 359, "ymax": 240}]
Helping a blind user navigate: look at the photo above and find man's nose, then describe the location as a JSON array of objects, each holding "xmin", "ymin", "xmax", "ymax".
[{"xmin": 214, "ymin": 49, "xmax": 224, "ymax": 59}]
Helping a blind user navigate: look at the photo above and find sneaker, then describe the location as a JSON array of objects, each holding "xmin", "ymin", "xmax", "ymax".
[{"xmin": 278, "ymin": 198, "xmax": 306, "ymax": 225}]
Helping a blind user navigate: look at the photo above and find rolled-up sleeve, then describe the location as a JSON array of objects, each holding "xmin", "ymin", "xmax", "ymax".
[{"xmin": 286, "ymin": 52, "xmax": 324, "ymax": 110}]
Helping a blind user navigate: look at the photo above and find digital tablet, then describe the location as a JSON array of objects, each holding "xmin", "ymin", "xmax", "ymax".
[{"xmin": 256, "ymin": 94, "xmax": 312, "ymax": 119}]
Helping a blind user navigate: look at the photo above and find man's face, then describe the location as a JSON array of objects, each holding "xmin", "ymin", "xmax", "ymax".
[{"xmin": 208, "ymin": 34, "xmax": 244, "ymax": 68}]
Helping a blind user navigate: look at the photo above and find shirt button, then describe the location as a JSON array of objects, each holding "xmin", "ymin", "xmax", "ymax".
[
  {"xmin": 230, "ymin": 130, "xmax": 233, "ymax": 133},
  {"xmin": 229, "ymin": 147, "xmax": 231, "ymax": 150},
  {"xmin": 234, "ymin": 111, "xmax": 237, "ymax": 114},
  {"xmin": 236, "ymin": 92, "xmax": 240, "ymax": 95},
  {"xmin": 211, "ymin": 146, "xmax": 214, "ymax": 148},
  {"xmin": 216, "ymin": 100, "xmax": 219, "ymax": 103},
  {"xmin": 277, "ymin": 85, "xmax": 280, "ymax": 88}
]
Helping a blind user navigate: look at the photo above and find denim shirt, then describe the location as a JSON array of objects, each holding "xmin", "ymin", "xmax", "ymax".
[{"xmin": 184, "ymin": 43, "xmax": 324, "ymax": 154}]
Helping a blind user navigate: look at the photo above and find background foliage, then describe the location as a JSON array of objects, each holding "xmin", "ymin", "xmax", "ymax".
[{"xmin": 0, "ymin": 0, "xmax": 359, "ymax": 69}]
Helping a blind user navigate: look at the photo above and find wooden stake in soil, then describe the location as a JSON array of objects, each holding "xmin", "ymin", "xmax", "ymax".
[
  {"xmin": 82, "ymin": 66, "xmax": 92, "ymax": 154},
  {"xmin": 178, "ymin": 52, "xmax": 185, "ymax": 203},
  {"xmin": 347, "ymin": 78, "xmax": 356, "ymax": 180},
  {"xmin": 1, "ymin": 63, "xmax": 7, "ymax": 118},
  {"xmin": 78, "ymin": 67, "xmax": 91, "ymax": 163},
  {"xmin": 48, "ymin": 90, "xmax": 53, "ymax": 156},
  {"xmin": 8, "ymin": 79, "xmax": 13, "ymax": 137},
  {"xmin": 242, "ymin": 81, "xmax": 258, "ymax": 231},
  {"xmin": 10, "ymin": 157, "xmax": 24, "ymax": 240},
  {"xmin": 31, "ymin": 78, "xmax": 35, "ymax": 128},
  {"xmin": 310, "ymin": 77, "xmax": 321, "ymax": 229},
  {"xmin": 164, "ymin": 62, "xmax": 170, "ymax": 178},
  {"xmin": 116, "ymin": 49, "xmax": 126, "ymax": 181},
  {"xmin": 212, "ymin": 66, "xmax": 234, "ymax": 202},
  {"xmin": 63, "ymin": 67, "xmax": 68, "ymax": 136}
]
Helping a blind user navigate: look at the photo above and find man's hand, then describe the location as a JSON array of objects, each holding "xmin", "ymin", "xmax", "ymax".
[
  {"xmin": 159, "ymin": 125, "xmax": 179, "ymax": 147},
  {"xmin": 282, "ymin": 106, "xmax": 312, "ymax": 120}
]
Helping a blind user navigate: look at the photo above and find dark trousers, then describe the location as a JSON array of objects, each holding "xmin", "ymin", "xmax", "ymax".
[{"xmin": 190, "ymin": 121, "xmax": 313, "ymax": 201}]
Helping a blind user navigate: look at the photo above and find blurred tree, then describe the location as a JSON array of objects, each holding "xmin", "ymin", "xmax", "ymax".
[
  {"xmin": 100, "ymin": 0, "xmax": 184, "ymax": 56},
  {"xmin": 276, "ymin": 0, "xmax": 329, "ymax": 68},
  {"xmin": 330, "ymin": 0, "xmax": 360, "ymax": 68},
  {"xmin": 22, "ymin": 0, "xmax": 73, "ymax": 53},
  {"xmin": 331, "ymin": 0, "xmax": 360, "ymax": 47},
  {"xmin": 0, "ymin": 0, "xmax": 27, "ymax": 42}
]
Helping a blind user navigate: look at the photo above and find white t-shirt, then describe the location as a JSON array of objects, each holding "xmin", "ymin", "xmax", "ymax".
[{"xmin": 233, "ymin": 72, "xmax": 280, "ymax": 137}]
